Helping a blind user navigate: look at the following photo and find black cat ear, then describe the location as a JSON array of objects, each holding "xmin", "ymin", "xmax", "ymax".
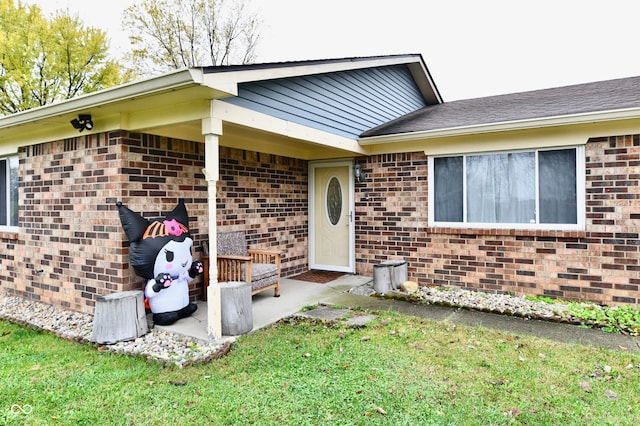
[
  {"xmin": 116, "ymin": 201, "xmax": 150, "ymax": 242},
  {"xmin": 166, "ymin": 199, "xmax": 190, "ymax": 229}
]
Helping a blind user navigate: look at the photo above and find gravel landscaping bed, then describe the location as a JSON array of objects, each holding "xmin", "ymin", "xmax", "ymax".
[
  {"xmin": 0, "ymin": 296, "xmax": 229, "ymax": 367},
  {"xmin": 414, "ymin": 286, "xmax": 571, "ymax": 320},
  {"xmin": 351, "ymin": 282, "xmax": 639, "ymax": 335},
  {"xmin": 411, "ymin": 286, "xmax": 639, "ymax": 334}
]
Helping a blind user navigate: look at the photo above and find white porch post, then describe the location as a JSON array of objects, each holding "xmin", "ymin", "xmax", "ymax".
[{"xmin": 202, "ymin": 117, "xmax": 222, "ymax": 339}]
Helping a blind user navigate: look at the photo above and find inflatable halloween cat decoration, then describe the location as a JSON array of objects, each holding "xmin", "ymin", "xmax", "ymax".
[{"xmin": 116, "ymin": 199, "xmax": 203, "ymax": 326}]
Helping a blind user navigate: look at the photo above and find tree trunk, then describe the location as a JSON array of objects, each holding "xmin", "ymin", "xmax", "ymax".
[
  {"xmin": 90, "ymin": 290, "xmax": 149, "ymax": 344},
  {"xmin": 220, "ymin": 281, "xmax": 253, "ymax": 336}
]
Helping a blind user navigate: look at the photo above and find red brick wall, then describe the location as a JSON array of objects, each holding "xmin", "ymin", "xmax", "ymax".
[
  {"xmin": 216, "ymin": 146, "xmax": 309, "ymax": 276},
  {"xmin": 114, "ymin": 132, "xmax": 209, "ymax": 303},
  {"xmin": 7, "ymin": 128, "xmax": 638, "ymax": 312},
  {"xmin": 354, "ymin": 136, "xmax": 640, "ymax": 305},
  {"xmin": 3, "ymin": 132, "xmax": 208, "ymax": 313},
  {"xmin": 1, "ymin": 134, "xmax": 309, "ymax": 313}
]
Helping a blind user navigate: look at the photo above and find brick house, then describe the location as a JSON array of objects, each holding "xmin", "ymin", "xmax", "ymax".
[{"xmin": 1, "ymin": 54, "xmax": 639, "ymax": 335}]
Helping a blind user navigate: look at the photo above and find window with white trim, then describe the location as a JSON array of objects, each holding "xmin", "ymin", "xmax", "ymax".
[
  {"xmin": 429, "ymin": 147, "xmax": 584, "ymax": 229},
  {"xmin": 0, "ymin": 155, "xmax": 19, "ymax": 230}
]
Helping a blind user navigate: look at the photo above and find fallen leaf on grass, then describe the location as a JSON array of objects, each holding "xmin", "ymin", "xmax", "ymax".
[
  {"xmin": 604, "ymin": 390, "xmax": 617, "ymax": 399},
  {"xmin": 374, "ymin": 406, "xmax": 387, "ymax": 415},
  {"xmin": 169, "ymin": 380, "xmax": 187, "ymax": 386}
]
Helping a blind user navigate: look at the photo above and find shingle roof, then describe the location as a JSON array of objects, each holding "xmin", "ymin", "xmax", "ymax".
[{"xmin": 361, "ymin": 75, "xmax": 640, "ymax": 137}]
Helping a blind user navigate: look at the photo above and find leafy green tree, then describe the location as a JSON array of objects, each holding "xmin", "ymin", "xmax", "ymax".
[
  {"xmin": 0, "ymin": 0, "xmax": 126, "ymax": 115},
  {"xmin": 123, "ymin": 0, "xmax": 261, "ymax": 77}
]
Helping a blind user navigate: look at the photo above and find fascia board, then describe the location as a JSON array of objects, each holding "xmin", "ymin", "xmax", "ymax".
[
  {"xmin": 204, "ymin": 55, "xmax": 426, "ymax": 85},
  {"xmin": 358, "ymin": 107, "xmax": 640, "ymax": 145},
  {"xmin": 406, "ymin": 60, "xmax": 443, "ymax": 104}
]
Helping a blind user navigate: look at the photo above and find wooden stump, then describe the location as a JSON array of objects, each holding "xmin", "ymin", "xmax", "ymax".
[
  {"xmin": 220, "ymin": 281, "xmax": 253, "ymax": 336},
  {"xmin": 90, "ymin": 290, "xmax": 149, "ymax": 344}
]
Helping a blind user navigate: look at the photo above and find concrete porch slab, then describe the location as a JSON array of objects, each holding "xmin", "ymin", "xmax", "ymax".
[{"xmin": 154, "ymin": 274, "xmax": 372, "ymax": 341}]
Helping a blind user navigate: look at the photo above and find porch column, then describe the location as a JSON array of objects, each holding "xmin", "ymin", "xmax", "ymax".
[{"xmin": 202, "ymin": 118, "xmax": 222, "ymax": 339}]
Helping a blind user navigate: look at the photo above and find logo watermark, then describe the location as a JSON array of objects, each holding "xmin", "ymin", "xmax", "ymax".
[{"xmin": 10, "ymin": 404, "xmax": 33, "ymax": 416}]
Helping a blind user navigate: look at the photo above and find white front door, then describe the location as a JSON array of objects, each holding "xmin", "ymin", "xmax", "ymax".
[{"xmin": 309, "ymin": 161, "xmax": 355, "ymax": 273}]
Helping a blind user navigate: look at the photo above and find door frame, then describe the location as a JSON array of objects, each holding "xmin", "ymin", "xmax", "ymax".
[{"xmin": 308, "ymin": 160, "xmax": 356, "ymax": 273}]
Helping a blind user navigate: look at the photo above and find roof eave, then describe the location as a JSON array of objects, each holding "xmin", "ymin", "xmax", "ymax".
[
  {"xmin": 204, "ymin": 54, "xmax": 420, "ymax": 82},
  {"xmin": 358, "ymin": 107, "xmax": 640, "ymax": 145},
  {"xmin": 0, "ymin": 68, "xmax": 209, "ymax": 129}
]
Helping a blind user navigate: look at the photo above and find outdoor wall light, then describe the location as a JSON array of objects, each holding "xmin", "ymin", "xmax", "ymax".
[
  {"xmin": 354, "ymin": 162, "xmax": 366, "ymax": 183},
  {"xmin": 70, "ymin": 114, "xmax": 93, "ymax": 132}
]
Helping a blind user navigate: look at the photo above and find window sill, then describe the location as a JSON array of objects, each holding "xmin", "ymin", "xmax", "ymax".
[
  {"xmin": 426, "ymin": 226, "xmax": 586, "ymax": 239},
  {"xmin": 0, "ymin": 230, "xmax": 19, "ymax": 240}
]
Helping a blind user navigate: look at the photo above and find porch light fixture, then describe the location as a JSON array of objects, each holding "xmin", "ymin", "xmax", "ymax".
[
  {"xmin": 70, "ymin": 114, "xmax": 93, "ymax": 132},
  {"xmin": 354, "ymin": 162, "xmax": 366, "ymax": 183}
]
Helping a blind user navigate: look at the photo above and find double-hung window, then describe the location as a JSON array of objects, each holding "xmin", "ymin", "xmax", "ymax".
[
  {"xmin": 0, "ymin": 155, "xmax": 19, "ymax": 230},
  {"xmin": 429, "ymin": 147, "xmax": 584, "ymax": 230}
]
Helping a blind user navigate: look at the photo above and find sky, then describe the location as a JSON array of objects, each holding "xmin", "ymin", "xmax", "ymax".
[{"xmin": 23, "ymin": 0, "xmax": 640, "ymax": 101}]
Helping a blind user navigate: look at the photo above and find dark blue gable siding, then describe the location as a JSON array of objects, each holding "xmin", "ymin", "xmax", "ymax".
[{"xmin": 221, "ymin": 65, "xmax": 427, "ymax": 139}]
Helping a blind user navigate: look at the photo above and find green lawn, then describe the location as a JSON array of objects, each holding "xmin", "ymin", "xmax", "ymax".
[{"xmin": 2, "ymin": 309, "xmax": 639, "ymax": 425}]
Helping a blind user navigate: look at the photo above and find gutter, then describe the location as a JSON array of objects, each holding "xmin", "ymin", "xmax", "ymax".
[{"xmin": 358, "ymin": 106, "xmax": 640, "ymax": 145}]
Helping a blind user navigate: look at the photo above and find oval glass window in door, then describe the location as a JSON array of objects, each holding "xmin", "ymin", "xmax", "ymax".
[{"xmin": 326, "ymin": 177, "xmax": 342, "ymax": 226}]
